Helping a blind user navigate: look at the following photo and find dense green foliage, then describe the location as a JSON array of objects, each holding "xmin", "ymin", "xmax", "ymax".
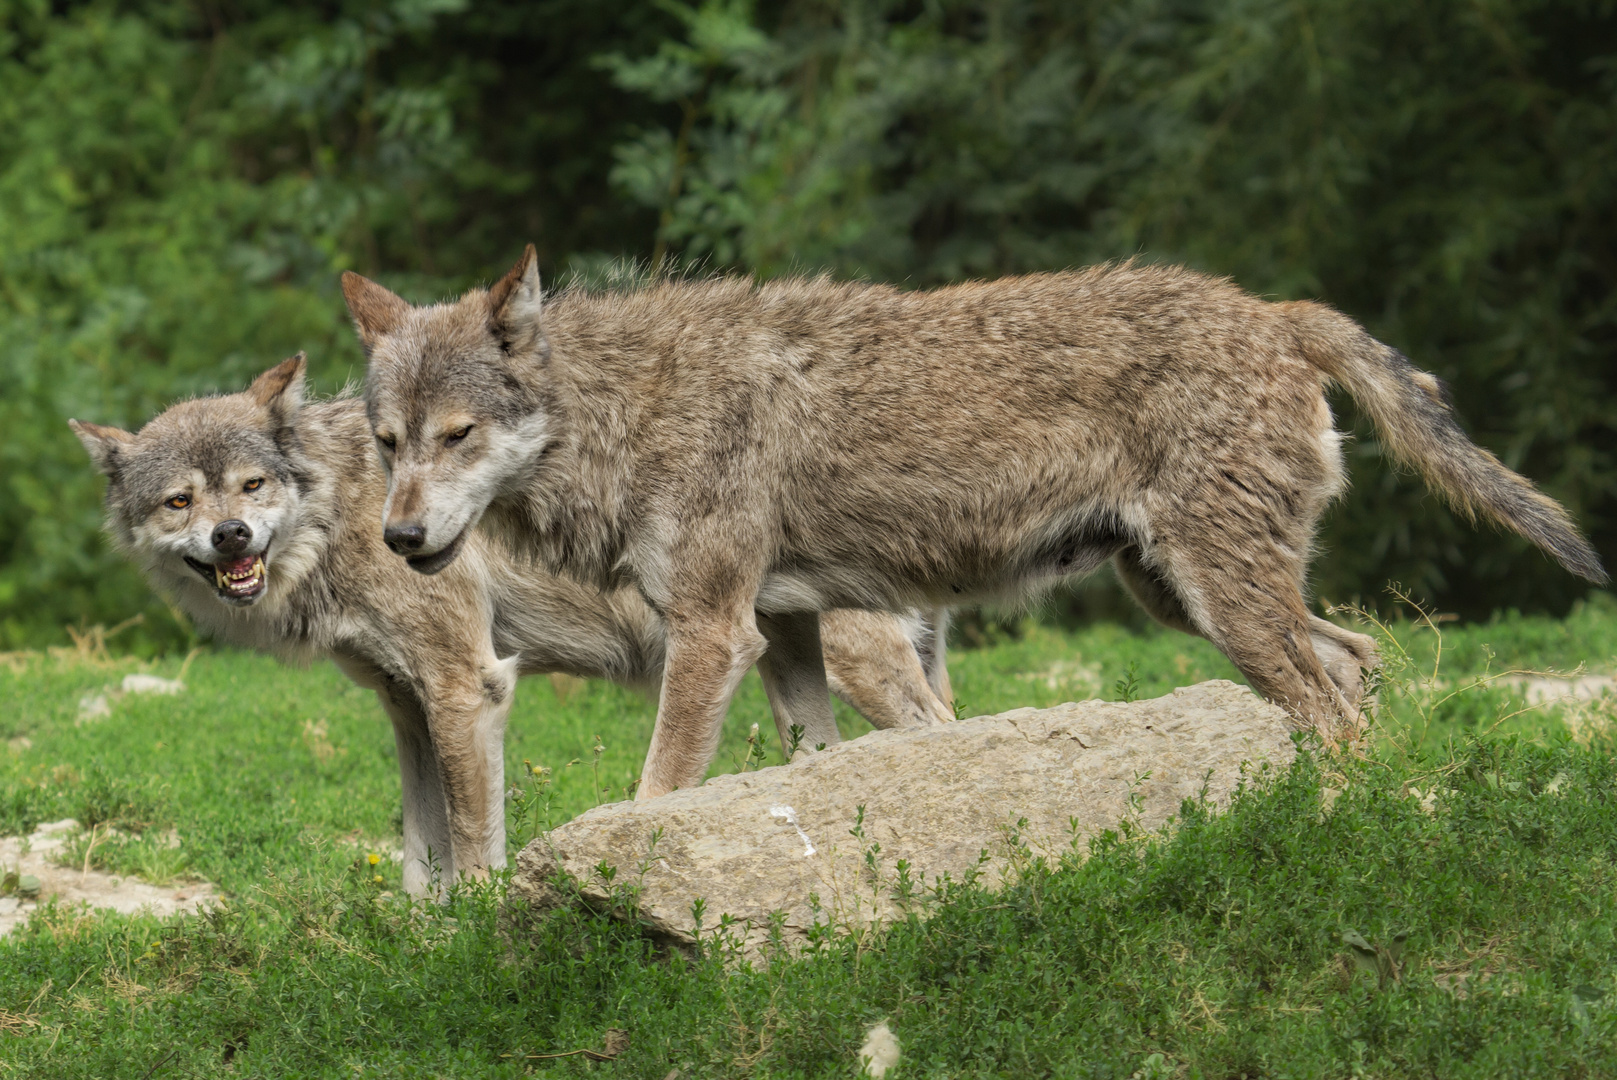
[
  {"xmin": 3, "ymin": 0, "xmax": 1615, "ymax": 648},
  {"xmin": 3, "ymin": 609, "xmax": 1617, "ymax": 1075}
]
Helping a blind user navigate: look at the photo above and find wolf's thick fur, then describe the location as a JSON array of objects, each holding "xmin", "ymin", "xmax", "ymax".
[
  {"xmin": 69, "ymin": 358, "xmax": 953, "ymax": 893},
  {"xmin": 346, "ymin": 254, "xmax": 1605, "ymax": 798}
]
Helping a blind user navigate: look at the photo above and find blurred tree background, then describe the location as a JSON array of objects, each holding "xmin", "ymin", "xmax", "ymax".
[{"xmin": 1, "ymin": 0, "xmax": 1612, "ymax": 651}]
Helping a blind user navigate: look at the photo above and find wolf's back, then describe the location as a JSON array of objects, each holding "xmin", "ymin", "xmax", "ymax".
[{"xmin": 1282, "ymin": 301, "xmax": 1606, "ymax": 585}]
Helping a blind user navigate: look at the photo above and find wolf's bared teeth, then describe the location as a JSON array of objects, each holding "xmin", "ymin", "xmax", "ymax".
[{"xmin": 213, "ymin": 556, "xmax": 266, "ymax": 596}]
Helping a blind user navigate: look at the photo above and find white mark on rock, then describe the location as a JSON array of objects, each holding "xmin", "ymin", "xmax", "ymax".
[{"xmin": 768, "ymin": 805, "xmax": 816, "ymax": 857}]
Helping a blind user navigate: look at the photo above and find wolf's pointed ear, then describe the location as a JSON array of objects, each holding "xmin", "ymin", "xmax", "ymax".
[
  {"xmin": 247, "ymin": 353, "xmax": 307, "ymax": 414},
  {"xmin": 341, "ymin": 272, "xmax": 410, "ymax": 352},
  {"xmin": 69, "ymin": 419, "xmax": 135, "ymax": 478},
  {"xmin": 488, "ymin": 244, "xmax": 548, "ymax": 359}
]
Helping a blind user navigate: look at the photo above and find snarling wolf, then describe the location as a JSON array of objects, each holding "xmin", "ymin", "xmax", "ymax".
[
  {"xmin": 69, "ymin": 356, "xmax": 953, "ymax": 893},
  {"xmin": 344, "ymin": 251, "xmax": 1606, "ymax": 798}
]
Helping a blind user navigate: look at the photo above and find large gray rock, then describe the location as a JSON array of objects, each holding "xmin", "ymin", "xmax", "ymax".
[{"xmin": 511, "ymin": 680, "xmax": 1294, "ymax": 957}]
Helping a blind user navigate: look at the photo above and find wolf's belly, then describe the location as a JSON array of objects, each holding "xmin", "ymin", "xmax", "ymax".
[{"xmin": 757, "ymin": 503, "xmax": 1136, "ymax": 614}]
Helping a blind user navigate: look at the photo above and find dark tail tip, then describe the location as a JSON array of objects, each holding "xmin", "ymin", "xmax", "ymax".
[
  {"xmin": 1547, "ymin": 539, "xmax": 1608, "ymax": 585},
  {"xmin": 1506, "ymin": 492, "xmax": 1608, "ymax": 585},
  {"xmin": 1564, "ymin": 546, "xmax": 1609, "ymax": 586}
]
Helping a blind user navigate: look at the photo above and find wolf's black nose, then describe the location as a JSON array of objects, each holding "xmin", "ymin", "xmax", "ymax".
[
  {"xmin": 384, "ymin": 524, "xmax": 426, "ymax": 555},
  {"xmin": 212, "ymin": 519, "xmax": 253, "ymax": 556}
]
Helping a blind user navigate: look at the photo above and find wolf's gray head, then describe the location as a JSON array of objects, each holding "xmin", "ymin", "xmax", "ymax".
[
  {"xmin": 343, "ymin": 246, "xmax": 552, "ymax": 574},
  {"xmin": 69, "ymin": 355, "xmax": 310, "ymax": 609}
]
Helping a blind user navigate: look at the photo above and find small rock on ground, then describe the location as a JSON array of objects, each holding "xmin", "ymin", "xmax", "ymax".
[
  {"xmin": 1, "ymin": 819, "xmax": 216, "ymax": 937},
  {"xmin": 1500, "ymin": 673, "xmax": 1614, "ymax": 706},
  {"xmin": 120, "ymin": 673, "xmax": 186, "ymax": 695}
]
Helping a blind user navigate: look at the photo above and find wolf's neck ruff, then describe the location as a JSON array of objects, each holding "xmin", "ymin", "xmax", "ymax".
[{"xmin": 479, "ymin": 343, "xmax": 642, "ymax": 595}]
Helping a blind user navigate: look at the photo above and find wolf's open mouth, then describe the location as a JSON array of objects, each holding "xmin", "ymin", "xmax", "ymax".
[
  {"xmin": 183, "ymin": 553, "xmax": 268, "ymax": 602},
  {"xmin": 404, "ymin": 528, "xmax": 467, "ymax": 576}
]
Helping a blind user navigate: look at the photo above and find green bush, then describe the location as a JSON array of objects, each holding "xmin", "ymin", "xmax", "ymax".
[{"xmin": 3, "ymin": 0, "xmax": 1613, "ymax": 648}]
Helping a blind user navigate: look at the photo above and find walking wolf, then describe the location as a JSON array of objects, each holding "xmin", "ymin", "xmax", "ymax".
[{"xmin": 344, "ymin": 251, "xmax": 1604, "ymax": 798}]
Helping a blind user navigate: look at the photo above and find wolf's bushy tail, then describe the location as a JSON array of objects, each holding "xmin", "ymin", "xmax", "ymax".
[{"xmin": 1283, "ymin": 301, "xmax": 1607, "ymax": 584}]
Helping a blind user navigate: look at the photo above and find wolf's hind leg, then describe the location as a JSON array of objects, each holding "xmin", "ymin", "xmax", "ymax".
[
  {"xmin": 1122, "ymin": 544, "xmax": 1379, "ymax": 722},
  {"xmin": 640, "ymin": 603, "xmax": 768, "ymax": 800},
  {"xmin": 1144, "ymin": 534, "xmax": 1354, "ymax": 743},
  {"xmin": 820, "ymin": 609, "xmax": 952, "ymax": 731},
  {"xmin": 757, "ymin": 611, "xmax": 843, "ymax": 755},
  {"xmin": 1308, "ymin": 615, "xmax": 1380, "ymax": 716},
  {"xmin": 918, "ymin": 607, "xmax": 954, "ymax": 709},
  {"xmin": 1114, "ymin": 546, "xmax": 1198, "ymax": 635}
]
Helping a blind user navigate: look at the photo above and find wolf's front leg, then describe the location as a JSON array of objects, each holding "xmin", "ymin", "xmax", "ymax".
[
  {"xmin": 380, "ymin": 686, "xmax": 454, "ymax": 897},
  {"xmin": 332, "ymin": 655, "xmax": 454, "ymax": 898},
  {"xmin": 756, "ymin": 611, "xmax": 841, "ymax": 757},
  {"xmin": 639, "ymin": 604, "xmax": 767, "ymax": 800},
  {"xmin": 423, "ymin": 655, "xmax": 519, "ymax": 881}
]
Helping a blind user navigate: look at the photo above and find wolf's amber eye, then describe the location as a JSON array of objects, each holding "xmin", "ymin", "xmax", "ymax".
[
  {"xmin": 377, "ymin": 433, "xmax": 397, "ymax": 451},
  {"xmin": 445, "ymin": 425, "xmax": 473, "ymax": 447},
  {"xmin": 165, "ymin": 494, "xmax": 190, "ymax": 510},
  {"xmin": 243, "ymin": 477, "xmax": 263, "ymax": 492}
]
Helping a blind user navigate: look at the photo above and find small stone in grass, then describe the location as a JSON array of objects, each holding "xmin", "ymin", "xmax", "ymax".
[
  {"xmin": 77, "ymin": 695, "xmax": 111, "ymax": 723},
  {"xmin": 121, "ymin": 674, "xmax": 185, "ymax": 695},
  {"xmin": 859, "ymin": 1021, "xmax": 900, "ymax": 1078}
]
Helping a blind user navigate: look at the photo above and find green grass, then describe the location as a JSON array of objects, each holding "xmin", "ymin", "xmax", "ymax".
[{"xmin": 2, "ymin": 595, "xmax": 1617, "ymax": 1077}]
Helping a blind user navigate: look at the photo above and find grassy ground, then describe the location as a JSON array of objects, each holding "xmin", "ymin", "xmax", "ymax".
[{"xmin": 2, "ymin": 594, "xmax": 1616, "ymax": 1077}]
